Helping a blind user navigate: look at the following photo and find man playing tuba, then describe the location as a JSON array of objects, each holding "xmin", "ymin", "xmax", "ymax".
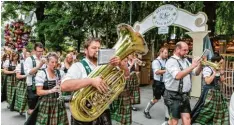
[{"xmin": 61, "ymin": 37, "xmax": 129, "ymax": 125}]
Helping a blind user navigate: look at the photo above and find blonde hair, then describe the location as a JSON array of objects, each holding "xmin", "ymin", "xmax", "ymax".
[
  {"xmin": 46, "ymin": 52, "xmax": 58, "ymax": 61},
  {"xmin": 157, "ymin": 47, "xmax": 168, "ymax": 56}
]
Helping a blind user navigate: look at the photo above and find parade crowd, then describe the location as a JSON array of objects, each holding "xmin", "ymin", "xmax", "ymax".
[{"xmin": 1, "ymin": 38, "xmax": 233, "ymax": 125}]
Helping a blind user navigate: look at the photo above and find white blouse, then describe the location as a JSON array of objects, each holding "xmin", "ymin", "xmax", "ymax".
[
  {"xmin": 3, "ymin": 60, "xmax": 16, "ymax": 68},
  {"xmin": 35, "ymin": 69, "xmax": 65, "ymax": 86}
]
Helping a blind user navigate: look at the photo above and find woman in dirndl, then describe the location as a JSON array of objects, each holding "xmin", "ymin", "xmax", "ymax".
[
  {"xmin": 35, "ymin": 52, "xmax": 68, "ymax": 124},
  {"xmin": 25, "ymin": 52, "xmax": 68, "ymax": 125},
  {"xmin": 60, "ymin": 53, "xmax": 73, "ymax": 101},
  {"xmin": 3, "ymin": 52, "xmax": 19, "ymax": 110},
  {"xmin": 127, "ymin": 54, "xmax": 140, "ymax": 111},
  {"xmin": 191, "ymin": 54, "xmax": 229, "ymax": 124},
  {"xmin": 110, "ymin": 58, "xmax": 132, "ymax": 125},
  {"xmin": 1, "ymin": 53, "xmax": 10, "ymax": 102},
  {"xmin": 14, "ymin": 51, "xmax": 31, "ymax": 115}
]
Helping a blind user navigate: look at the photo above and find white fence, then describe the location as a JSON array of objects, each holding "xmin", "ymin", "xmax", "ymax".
[
  {"xmin": 220, "ymin": 54, "xmax": 234, "ymax": 99},
  {"xmin": 220, "ymin": 69, "xmax": 234, "ymax": 99}
]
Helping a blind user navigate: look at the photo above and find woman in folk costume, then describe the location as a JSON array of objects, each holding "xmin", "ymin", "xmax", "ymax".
[
  {"xmin": 110, "ymin": 58, "xmax": 131, "ymax": 125},
  {"xmin": 1, "ymin": 53, "xmax": 10, "ymax": 102},
  {"xmin": 60, "ymin": 53, "xmax": 73, "ymax": 101},
  {"xmin": 14, "ymin": 51, "xmax": 31, "ymax": 115},
  {"xmin": 127, "ymin": 53, "xmax": 141, "ymax": 111},
  {"xmin": 3, "ymin": 52, "xmax": 20, "ymax": 110},
  {"xmin": 191, "ymin": 54, "xmax": 229, "ymax": 124},
  {"xmin": 25, "ymin": 52, "xmax": 68, "ymax": 125}
]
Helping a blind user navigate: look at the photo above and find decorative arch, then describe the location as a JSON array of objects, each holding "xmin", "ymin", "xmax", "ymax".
[{"xmin": 133, "ymin": 4, "xmax": 209, "ymax": 97}]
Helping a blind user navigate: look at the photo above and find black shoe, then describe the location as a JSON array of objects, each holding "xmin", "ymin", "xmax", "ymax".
[
  {"xmin": 144, "ymin": 111, "xmax": 151, "ymax": 119},
  {"xmin": 132, "ymin": 106, "xmax": 138, "ymax": 111}
]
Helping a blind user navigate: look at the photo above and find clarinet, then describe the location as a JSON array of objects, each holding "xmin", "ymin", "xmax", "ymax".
[{"xmin": 55, "ymin": 70, "xmax": 64, "ymax": 101}]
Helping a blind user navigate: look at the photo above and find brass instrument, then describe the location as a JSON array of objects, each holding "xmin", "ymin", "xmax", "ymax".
[
  {"xmin": 201, "ymin": 60, "xmax": 221, "ymax": 70},
  {"xmin": 135, "ymin": 58, "xmax": 146, "ymax": 66},
  {"xmin": 70, "ymin": 24, "xmax": 148, "ymax": 122},
  {"xmin": 185, "ymin": 55, "xmax": 221, "ymax": 70}
]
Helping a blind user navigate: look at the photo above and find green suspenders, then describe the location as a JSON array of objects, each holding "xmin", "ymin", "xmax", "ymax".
[{"xmin": 80, "ymin": 59, "xmax": 92, "ymax": 75}]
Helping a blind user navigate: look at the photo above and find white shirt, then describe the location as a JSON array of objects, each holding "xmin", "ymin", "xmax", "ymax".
[
  {"xmin": 152, "ymin": 57, "xmax": 166, "ymax": 82},
  {"xmin": 62, "ymin": 58, "xmax": 97, "ymax": 83},
  {"xmin": 15, "ymin": 63, "xmax": 22, "ymax": 73},
  {"xmin": 24, "ymin": 55, "xmax": 46, "ymax": 86},
  {"xmin": 164, "ymin": 55, "xmax": 196, "ymax": 92},
  {"xmin": 35, "ymin": 69, "xmax": 65, "ymax": 86},
  {"xmin": 3, "ymin": 60, "xmax": 16, "ymax": 68},
  {"xmin": 202, "ymin": 66, "xmax": 213, "ymax": 78}
]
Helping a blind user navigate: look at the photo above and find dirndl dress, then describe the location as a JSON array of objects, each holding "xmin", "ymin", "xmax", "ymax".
[
  {"xmin": 191, "ymin": 72, "xmax": 229, "ymax": 124},
  {"xmin": 25, "ymin": 70, "xmax": 69, "ymax": 125},
  {"xmin": 110, "ymin": 80, "xmax": 132, "ymax": 125},
  {"xmin": 5, "ymin": 62, "xmax": 17, "ymax": 108},
  {"xmin": 129, "ymin": 72, "xmax": 140, "ymax": 104},
  {"xmin": 14, "ymin": 63, "xmax": 28, "ymax": 113}
]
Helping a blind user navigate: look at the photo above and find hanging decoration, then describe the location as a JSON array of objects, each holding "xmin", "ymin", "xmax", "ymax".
[{"xmin": 4, "ymin": 20, "xmax": 31, "ymax": 51}]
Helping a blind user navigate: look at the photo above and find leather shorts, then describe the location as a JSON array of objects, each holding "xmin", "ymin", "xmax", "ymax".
[{"xmin": 163, "ymin": 90, "xmax": 191, "ymax": 119}]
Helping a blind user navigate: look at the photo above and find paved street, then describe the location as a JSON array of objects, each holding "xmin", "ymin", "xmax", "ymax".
[{"xmin": 1, "ymin": 84, "xmax": 199, "ymax": 125}]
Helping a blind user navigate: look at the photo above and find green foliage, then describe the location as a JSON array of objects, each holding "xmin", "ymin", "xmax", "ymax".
[
  {"xmin": 216, "ymin": 1, "xmax": 234, "ymax": 35},
  {"xmin": 2, "ymin": 1, "xmax": 234, "ymax": 52}
]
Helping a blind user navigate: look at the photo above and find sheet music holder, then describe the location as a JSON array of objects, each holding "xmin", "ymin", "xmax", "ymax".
[{"xmin": 97, "ymin": 49, "xmax": 116, "ymax": 65}]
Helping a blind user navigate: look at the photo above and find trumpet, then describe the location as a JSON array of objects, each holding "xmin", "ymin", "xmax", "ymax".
[
  {"xmin": 135, "ymin": 58, "xmax": 146, "ymax": 66},
  {"xmin": 185, "ymin": 55, "xmax": 220, "ymax": 70}
]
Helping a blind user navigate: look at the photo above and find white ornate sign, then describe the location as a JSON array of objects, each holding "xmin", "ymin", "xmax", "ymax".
[
  {"xmin": 152, "ymin": 5, "xmax": 178, "ymax": 27},
  {"xmin": 133, "ymin": 4, "xmax": 208, "ymax": 34},
  {"xmin": 158, "ymin": 26, "xmax": 169, "ymax": 34}
]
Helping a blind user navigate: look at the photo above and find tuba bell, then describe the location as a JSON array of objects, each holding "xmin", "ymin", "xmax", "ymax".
[{"xmin": 69, "ymin": 24, "xmax": 148, "ymax": 122}]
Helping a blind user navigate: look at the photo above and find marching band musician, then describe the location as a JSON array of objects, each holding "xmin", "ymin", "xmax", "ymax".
[
  {"xmin": 61, "ymin": 37, "xmax": 129, "ymax": 125},
  {"xmin": 2, "ymin": 51, "xmax": 20, "ymax": 110},
  {"xmin": 110, "ymin": 58, "xmax": 131, "ymax": 125},
  {"xmin": 24, "ymin": 42, "xmax": 46, "ymax": 117},
  {"xmin": 1, "ymin": 53, "xmax": 10, "ymax": 102},
  {"xmin": 25, "ymin": 52, "xmax": 68, "ymax": 125},
  {"xmin": 191, "ymin": 53, "xmax": 229, "ymax": 124},
  {"xmin": 127, "ymin": 53, "xmax": 141, "ymax": 111},
  {"xmin": 163, "ymin": 41, "xmax": 202, "ymax": 125},
  {"xmin": 144, "ymin": 47, "xmax": 169, "ymax": 122},
  {"xmin": 61, "ymin": 53, "xmax": 74, "ymax": 101},
  {"xmin": 14, "ymin": 50, "xmax": 31, "ymax": 115}
]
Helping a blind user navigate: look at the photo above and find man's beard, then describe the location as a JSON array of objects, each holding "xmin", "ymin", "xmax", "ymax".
[
  {"xmin": 181, "ymin": 55, "xmax": 186, "ymax": 59},
  {"xmin": 88, "ymin": 55, "xmax": 97, "ymax": 62}
]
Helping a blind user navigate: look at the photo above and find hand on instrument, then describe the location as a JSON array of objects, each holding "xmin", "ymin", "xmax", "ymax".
[
  {"xmin": 91, "ymin": 76, "xmax": 108, "ymax": 94},
  {"xmin": 48, "ymin": 85, "xmax": 60, "ymax": 94},
  {"xmin": 109, "ymin": 56, "xmax": 121, "ymax": 67},
  {"xmin": 191, "ymin": 57, "xmax": 201, "ymax": 68}
]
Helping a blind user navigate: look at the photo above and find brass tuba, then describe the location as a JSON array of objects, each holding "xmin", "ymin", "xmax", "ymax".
[{"xmin": 70, "ymin": 24, "xmax": 148, "ymax": 122}]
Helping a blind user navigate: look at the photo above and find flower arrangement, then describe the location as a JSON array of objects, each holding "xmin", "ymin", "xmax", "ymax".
[{"xmin": 4, "ymin": 20, "xmax": 31, "ymax": 51}]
